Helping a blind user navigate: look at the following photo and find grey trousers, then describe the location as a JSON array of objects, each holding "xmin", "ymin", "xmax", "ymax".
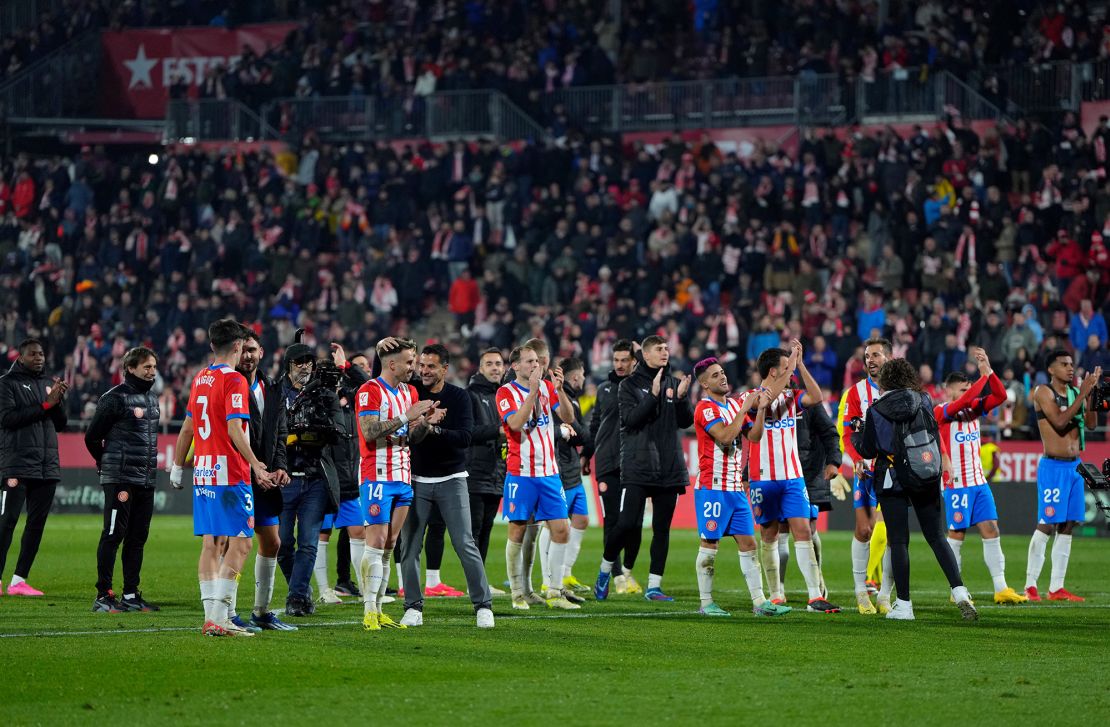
[{"xmin": 400, "ymin": 476, "xmax": 492, "ymax": 612}]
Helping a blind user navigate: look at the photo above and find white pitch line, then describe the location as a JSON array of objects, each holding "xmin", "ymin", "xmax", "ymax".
[{"xmin": 2, "ymin": 604, "xmax": 1109, "ymax": 639}]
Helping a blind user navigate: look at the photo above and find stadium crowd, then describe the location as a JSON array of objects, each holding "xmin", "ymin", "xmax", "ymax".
[
  {"xmin": 2, "ymin": 102, "xmax": 1108, "ymax": 439},
  {"xmin": 6, "ymin": 1, "xmax": 1110, "ymax": 109}
]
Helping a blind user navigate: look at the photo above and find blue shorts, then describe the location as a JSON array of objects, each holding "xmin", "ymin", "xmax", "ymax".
[
  {"xmin": 254, "ymin": 487, "xmax": 281, "ymax": 528},
  {"xmin": 193, "ymin": 483, "xmax": 254, "ymax": 537},
  {"xmin": 696, "ymin": 489, "xmax": 754, "ymax": 539},
  {"xmin": 944, "ymin": 485, "xmax": 998, "ymax": 530},
  {"xmin": 853, "ymin": 473, "xmax": 878, "ymax": 510},
  {"xmin": 565, "ymin": 484, "xmax": 589, "ymax": 517},
  {"xmin": 503, "ymin": 474, "xmax": 568, "ymax": 522},
  {"xmin": 1037, "ymin": 457, "xmax": 1086, "ymax": 524},
  {"xmin": 322, "ymin": 499, "xmax": 364, "ymax": 530},
  {"xmin": 779, "ymin": 504, "xmax": 820, "ymax": 524},
  {"xmin": 360, "ymin": 481, "xmax": 413, "ymax": 526},
  {"xmin": 748, "ymin": 478, "xmax": 811, "ymax": 525}
]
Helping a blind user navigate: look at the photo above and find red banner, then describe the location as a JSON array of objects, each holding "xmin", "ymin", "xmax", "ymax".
[{"xmin": 99, "ymin": 23, "xmax": 296, "ymax": 119}]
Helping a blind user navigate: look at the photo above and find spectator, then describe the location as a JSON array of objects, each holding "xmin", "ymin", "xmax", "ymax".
[{"xmin": 1069, "ymin": 300, "xmax": 1108, "ymax": 352}]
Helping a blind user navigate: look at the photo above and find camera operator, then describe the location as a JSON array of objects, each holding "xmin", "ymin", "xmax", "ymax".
[
  {"xmin": 773, "ymin": 401, "xmax": 841, "ymax": 599},
  {"xmin": 586, "ymin": 339, "xmax": 639, "ymax": 594},
  {"xmin": 0, "ymin": 338, "xmax": 68, "ymax": 597},
  {"xmin": 399, "ymin": 343, "xmax": 493, "ymax": 628},
  {"xmin": 594, "ymin": 335, "xmax": 693, "ymax": 602},
  {"xmin": 1024, "ymin": 351, "xmax": 1102, "ymax": 601},
  {"xmin": 278, "ymin": 339, "xmax": 343, "ymax": 617},
  {"xmin": 466, "ymin": 348, "xmax": 507, "ymax": 573},
  {"xmin": 84, "ymin": 347, "xmax": 161, "ymax": 613},
  {"xmin": 316, "ymin": 345, "xmax": 371, "ymax": 602},
  {"xmin": 227, "ymin": 329, "xmax": 295, "ymax": 632},
  {"xmin": 852, "ymin": 358, "xmax": 976, "ymax": 621}
]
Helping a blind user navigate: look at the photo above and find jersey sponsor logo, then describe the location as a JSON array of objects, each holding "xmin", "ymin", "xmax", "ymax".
[
  {"xmin": 705, "ymin": 519, "xmax": 718, "ymax": 532},
  {"xmin": 117, "ymin": 490, "xmax": 129, "ymax": 503},
  {"xmin": 359, "ymin": 392, "xmax": 369, "ymax": 407},
  {"xmin": 499, "ymin": 399, "xmax": 510, "ymax": 411},
  {"xmin": 231, "ymin": 393, "xmax": 243, "ymax": 409},
  {"xmin": 133, "ymin": 407, "xmax": 146, "ymax": 418},
  {"xmin": 953, "ymin": 430, "xmax": 980, "ymax": 443},
  {"xmin": 766, "ymin": 417, "xmax": 796, "ymax": 429},
  {"xmin": 194, "ymin": 486, "xmax": 216, "ymax": 499}
]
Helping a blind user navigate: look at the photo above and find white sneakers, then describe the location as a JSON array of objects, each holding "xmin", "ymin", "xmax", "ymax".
[
  {"xmin": 400, "ymin": 608, "xmax": 423, "ymax": 627},
  {"xmin": 885, "ymin": 599, "xmax": 915, "ymax": 620},
  {"xmin": 476, "ymin": 608, "xmax": 495, "ymax": 628},
  {"xmin": 317, "ymin": 588, "xmax": 344, "ymax": 605}
]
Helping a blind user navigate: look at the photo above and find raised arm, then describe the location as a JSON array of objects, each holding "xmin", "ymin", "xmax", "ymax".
[{"xmin": 790, "ymin": 339, "xmax": 823, "ymax": 407}]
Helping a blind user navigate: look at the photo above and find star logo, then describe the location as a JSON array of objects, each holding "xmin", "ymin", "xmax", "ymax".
[{"xmin": 124, "ymin": 45, "xmax": 158, "ymax": 90}]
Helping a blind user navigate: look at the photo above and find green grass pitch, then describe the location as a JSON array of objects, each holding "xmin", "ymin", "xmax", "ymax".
[{"xmin": 1, "ymin": 516, "xmax": 1109, "ymax": 725}]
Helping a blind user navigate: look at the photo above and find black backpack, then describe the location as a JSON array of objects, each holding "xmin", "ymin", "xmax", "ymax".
[{"xmin": 890, "ymin": 396, "xmax": 943, "ymax": 492}]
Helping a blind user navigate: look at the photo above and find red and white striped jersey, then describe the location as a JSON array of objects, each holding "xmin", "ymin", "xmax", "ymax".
[
  {"xmin": 934, "ymin": 372, "xmax": 1006, "ymax": 489},
  {"xmin": 497, "ymin": 380, "xmax": 561, "ymax": 477},
  {"xmin": 743, "ymin": 388, "xmax": 805, "ymax": 482},
  {"xmin": 186, "ymin": 364, "xmax": 251, "ymax": 487},
  {"xmin": 840, "ymin": 377, "xmax": 880, "ymax": 467},
  {"xmin": 694, "ymin": 397, "xmax": 745, "ymax": 491},
  {"xmin": 356, "ymin": 377, "xmax": 418, "ymax": 484}
]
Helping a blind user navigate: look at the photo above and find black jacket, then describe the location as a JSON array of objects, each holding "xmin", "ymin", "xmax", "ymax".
[
  {"xmin": 282, "ymin": 375, "xmax": 342, "ymax": 512},
  {"xmin": 588, "ymin": 371, "xmax": 626, "ymax": 477},
  {"xmin": 330, "ymin": 364, "xmax": 369, "ymax": 502},
  {"xmin": 466, "ymin": 373, "xmax": 505, "ymax": 495},
  {"xmin": 0, "ymin": 360, "xmax": 67, "ymax": 482},
  {"xmin": 555, "ymin": 384, "xmax": 587, "ymax": 490},
  {"xmin": 618, "ymin": 361, "xmax": 694, "ymax": 490},
  {"xmin": 245, "ymin": 372, "xmax": 289, "ymax": 513},
  {"xmin": 84, "ymin": 373, "xmax": 160, "ymax": 488},
  {"xmin": 796, "ymin": 404, "xmax": 841, "ymax": 509},
  {"xmin": 852, "ymin": 388, "xmax": 935, "ymax": 498},
  {"xmin": 411, "ymin": 381, "xmax": 474, "ymax": 480}
]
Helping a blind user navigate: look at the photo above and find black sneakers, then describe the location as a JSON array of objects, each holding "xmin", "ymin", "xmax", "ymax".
[
  {"xmin": 806, "ymin": 598, "xmax": 842, "ymax": 613},
  {"xmin": 334, "ymin": 580, "xmax": 362, "ymax": 598},
  {"xmin": 119, "ymin": 592, "xmax": 161, "ymax": 612},
  {"xmin": 285, "ymin": 596, "xmax": 317, "ymax": 617},
  {"xmin": 92, "ymin": 592, "xmax": 123, "ymax": 613}
]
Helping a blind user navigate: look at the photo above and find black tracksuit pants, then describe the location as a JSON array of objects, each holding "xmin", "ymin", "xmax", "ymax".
[
  {"xmin": 0, "ymin": 477, "xmax": 57, "ymax": 581},
  {"xmin": 878, "ymin": 486, "xmax": 964, "ymax": 602},
  {"xmin": 602, "ymin": 482, "xmax": 678, "ymax": 576},
  {"xmin": 95, "ymin": 483, "xmax": 155, "ymax": 596},
  {"xmin": 469, "ymin": 492, "xmax": 502, "ymax": 562}
]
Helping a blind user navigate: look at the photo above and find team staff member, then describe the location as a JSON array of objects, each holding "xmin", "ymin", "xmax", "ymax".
[
  {"xmin": 466, "ymin": 348, "xmax": 507, "ymax": 578},
  {"xmin": 326, "ymin": 348, "xmax": 371, "ymax": 599},
  {"xmin": 399, "ymin": 343, "xmax": 494, "ymax": 628},
  {"xmin": 595, "ymin": 335, "xmax": 693, "ymax": 602},
  {"xmin": 278, "ymin": 340, "xmax": 343, "ymax": 617},
  {"xmin": 774, "ymin": 400, "xmax": 841, "ymax": 601},
  {"xmin": 229, "ymin": 329, "xmax": 295, "ymax": 632},
  {"xmin": 544, "ymin": 356, "xmax": 590, "ymax": 594},
  {"xmin": 85, "ymin": 347, "xmax": 161, "ymax": 613},
  {"xmin": 585, "ymin": 340, "xmax": 640, "ymax": 594},
  {"xmin": 852, "ymin": 358, "xmax": 977, "ymax": 622},
  {"xmin": 0, "ymin": 338, "xmax": 68, "ymax": 597}
]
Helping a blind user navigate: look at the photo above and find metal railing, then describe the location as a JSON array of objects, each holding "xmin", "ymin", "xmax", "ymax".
[
  {"xmin": 0, "ymin": 30, "xmax": 100, "ymax": 119},
  {"xmin": 164, "ymin": 99, "xmax": 279, "ymax": 143},
  {"xmin": 976, "ymin": 62, "xmax": 1080, "ymax": 115},
  {"xmin": 848, "ymin": 69, "xmax": 1001, "ymax": 122}
]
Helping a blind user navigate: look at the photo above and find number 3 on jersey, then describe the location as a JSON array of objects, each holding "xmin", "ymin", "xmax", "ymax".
[{"xmin": 196, "ymin": 395, "xmax": 211, "ymax": 440}]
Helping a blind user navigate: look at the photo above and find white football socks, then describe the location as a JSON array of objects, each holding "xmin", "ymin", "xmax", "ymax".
[
  {"xmin": 199, "ymin": 580, "xmax": 217, "ymax": 622},
  {"xmin": 647, "ymin": 573, "xmax": 663, "ymax": 590},
  {"xmin": 227, "ymin": 573, "xmax": 240, "ymax": 619},
  {"xmin": 564, "ymin": 526, "xmax": 586, "ymax": 578},
  {"xmin": 877, "ymin": 548, "xmax": 893, "ymax": 600},
  {"xmin": 851, "ymin": 537, "xmax": 869, "ymax": 594},
  {"xmin": 777, "ymin": 533, "xmax": 790, "ymax": 589},
  {"xmin": 545, "ymin": 540, "xmax": 567, "ymax": 596},
  {"xmin": 760, "ymin": 540, "xmax": 780, "ymax": 598},
  {"xmin": 696, "ymin": 546, "xmax": 716, "ymax": 606},
  {"xmin": 362, "ymin": 546, "xmax": 384, "ymax": 615},
  {"xmin": 982, "ymin": 536, "xmax": 1008, "ymax": 591},
  {"xmin": 1049, "ymin": 534, "xmax": 1072, "ymax": 592},
  {"xmin": 349, "ymin": 539, "xmax": 365, "ymax": 592},
  {"xmin": 506, "ymin": 540, "xmax": 524, "ymax": 596},
  {"xmin": 426, "ymin": 568, "xmax": 442, "ymax": 588},
  {"xmin": 1026, "ymin": 530, "xmax": 1050, "ymax": 589},
  {"xmin": 214, "ymin": 578, "xmax": 236, "ymax": 623},
  {"xmin": 739, "ymin": 549, "xmax": 766, "ymax": 606},
  {"xmin": 538, "ymin": 525, "xmax": 552, "ymax": 588},
  {"xmin": 377, "ymin": 548, "xmax": 392, "ymax": 614},
  {"xmin": 253, "ymin": 555, "xmax": 277, "ymax": 616},
  {"xmin": 794, "ymin": 540, "xmax": 822, "ymax": 600},
  {"xmin": 313, "ymin": 539, "xmax": 329, "ymax": 593},
  {"xmin": 600, "ymin": 559, "xmax": 614, "ymax": 574},
  {"xmin": 947, "ymin": 537, "xmax": 964, "ymax": 573}
]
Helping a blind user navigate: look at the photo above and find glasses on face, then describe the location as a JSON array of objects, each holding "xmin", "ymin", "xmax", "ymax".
[{"xmin": 293, "ymin": 358, "xmax": 315, "ymax": 367}]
